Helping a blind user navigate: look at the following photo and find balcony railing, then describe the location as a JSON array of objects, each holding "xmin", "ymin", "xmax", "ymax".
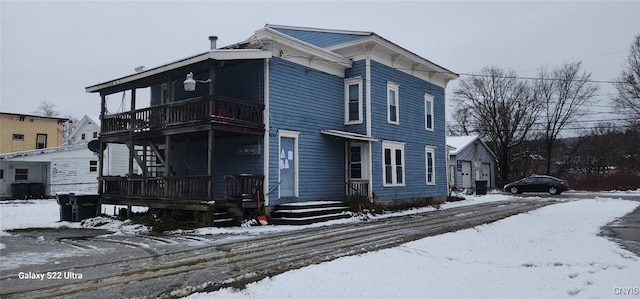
[{"xmin": 101, "ymin": 96, "xmax": 264, "ymax": 136}]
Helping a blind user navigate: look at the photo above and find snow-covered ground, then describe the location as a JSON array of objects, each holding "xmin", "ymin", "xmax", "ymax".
[{"xmin": 1, "ymin": 191, "xmax": 640, "ymax": 298}]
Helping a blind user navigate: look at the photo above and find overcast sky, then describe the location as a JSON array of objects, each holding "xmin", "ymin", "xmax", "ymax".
[{"xmin": 1, "ymin": 1, "xmax": 639, "ymax": 127}]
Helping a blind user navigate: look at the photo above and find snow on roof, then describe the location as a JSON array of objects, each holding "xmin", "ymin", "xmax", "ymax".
[
  {"xmin": 447, "ymin": 135, "xmax": 479, "ymax": 155},
  {"xmin": 0, "ymin": 143, "xmax": 89, "ymax": 160}
]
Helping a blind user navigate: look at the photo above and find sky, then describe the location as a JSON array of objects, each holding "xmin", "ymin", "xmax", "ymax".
[{"xmin": 1, "ymin": 1, "xmax": 639, "ymax": 127}]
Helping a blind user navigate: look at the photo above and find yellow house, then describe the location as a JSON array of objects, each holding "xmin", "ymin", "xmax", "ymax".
[{"xmin": 0, "ymin": 112, "xmax": 70, "ymax": 154}]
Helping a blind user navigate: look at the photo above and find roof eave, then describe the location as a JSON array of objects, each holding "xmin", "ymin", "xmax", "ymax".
[{"xmin": 85, "ymin": 49, "xmax": 272, "ymax": 94}]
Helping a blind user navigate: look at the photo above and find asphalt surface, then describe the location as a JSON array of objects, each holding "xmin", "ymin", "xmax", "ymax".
[
  {"xmin": 1, "ymin": 192, "xmax": 639, "ymax": 298},
  {"xmin": 1, "ymin": 199, "xmax": 554, "ymax": 299}
]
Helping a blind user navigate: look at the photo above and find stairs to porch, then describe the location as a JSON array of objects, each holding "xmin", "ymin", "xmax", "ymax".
[{"xmin": 269, "ymin": 201, "xmax": 352, "ymax": 225}]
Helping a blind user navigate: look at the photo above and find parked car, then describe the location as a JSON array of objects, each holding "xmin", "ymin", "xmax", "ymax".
[{"xmin": 504, "ymin": 175, "xmax": 569, "ymax": 195}]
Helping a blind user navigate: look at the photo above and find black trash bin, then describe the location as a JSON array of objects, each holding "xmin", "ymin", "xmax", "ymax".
[
  {"xmin": 56, "ymin": 193, "xmax": 73, "ymax": 222},
  {"xmin": 475, "ymin": 180, "xmax": 488, "ymax": 195},
  {"xmin": 11, "ymin": 183, "xmax": 30, "ymax": 199},
  {"xmin": 29, "ymin": 183, "xmax": 45, "ymax": 199},
  {"xmin": 70, "ymin": 193, "xmax": 100, "ymax": 222}
]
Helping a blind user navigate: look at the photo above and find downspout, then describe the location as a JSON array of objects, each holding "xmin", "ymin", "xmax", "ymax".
[{"xmin": 263, "ymin": 58, "xmax": 270, "ymax": 207}]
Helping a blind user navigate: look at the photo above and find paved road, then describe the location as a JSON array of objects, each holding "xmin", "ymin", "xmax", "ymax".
[{"xmin": 0, "ymin": 199, "xmax": 554, "ymax": 299}]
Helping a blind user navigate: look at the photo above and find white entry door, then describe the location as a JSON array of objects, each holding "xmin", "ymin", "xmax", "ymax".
[
  {"xmin": 461, "ymin": 161, "xmax": 472, "ymax": 188},
  {"xmin": 482, "ymin": 163, "xmax": 491, "ymax": 188}
]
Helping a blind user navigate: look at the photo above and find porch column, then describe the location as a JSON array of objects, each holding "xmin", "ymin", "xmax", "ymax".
[{"xmin": 208, "ymin": 129, "xmax": 215, "ymax": 199}]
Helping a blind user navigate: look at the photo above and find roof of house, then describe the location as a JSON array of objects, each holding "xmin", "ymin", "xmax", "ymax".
[
  {"xmin": 86, "ymin": 24, "xmax": 458, "ymax": 94},
  {"xmin": 447, "ymin": 135, "xmax": 497, "ymax": 159},
  {"xmin": 0, "ymin": 143, "xmax": 90, "ymax": 160},
  {"xmin": 0, "ymin": 112, "xmax": 69, "ymax": 122}
]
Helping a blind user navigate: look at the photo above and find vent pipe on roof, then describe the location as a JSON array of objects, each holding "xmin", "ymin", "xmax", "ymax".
[{"xmin": 209, "ymin": 36, "xmax": 218, "ymax": 50}]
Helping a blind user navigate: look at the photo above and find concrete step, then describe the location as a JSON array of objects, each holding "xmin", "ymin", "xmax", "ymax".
[{"xmin": 270, "ymin": 201, "xmax": 352, "ymax": 225}]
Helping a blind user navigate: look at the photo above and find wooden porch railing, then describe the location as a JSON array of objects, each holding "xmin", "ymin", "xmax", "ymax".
[
  {"xmin": 100, "ymin": 96, "xmax": 264, "ymax": 136},
  {"xmin": 101, "ymin": 176, "xmax": 210, "ymax": 200},
  {"xmin": 224, "ymin": 174, "xmax": 264, "ymax": 200},
  {"xmin": 347, "ymin": 179, "xmax": 370, "ymax": 198}
]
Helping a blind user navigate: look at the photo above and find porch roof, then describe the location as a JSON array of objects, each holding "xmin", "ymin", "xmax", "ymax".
[
  {"xmin": 85, "ymin": 49, "xmax": 272, "ymax": 94},
  {"xmin": 320, "ymin": 129, "xmax": 378, "ymax": 142}
]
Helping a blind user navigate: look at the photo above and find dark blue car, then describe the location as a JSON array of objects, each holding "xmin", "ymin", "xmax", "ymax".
[{"xmin": 504, "ymin": 175, "xmax": 569, "ymax": 195}]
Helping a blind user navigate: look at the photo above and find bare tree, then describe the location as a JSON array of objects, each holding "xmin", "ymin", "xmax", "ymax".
[
  {"xmin": 614, "ymin": 34, "xmax": 640, "ymax": 121},
  {"xmin": 33, "ymin": 101, "xmax": 61, "ymax": 117},
  {"xmin": 452, "ymin": 67, "xmax": 543, "ymax": 184},
  {"xmin": 533, "ymin": 62, "xmax": 598, "ymax": 175},
  {"xmin": 446, "ymin": 108, "xmax": 472, "ymax": 136}
]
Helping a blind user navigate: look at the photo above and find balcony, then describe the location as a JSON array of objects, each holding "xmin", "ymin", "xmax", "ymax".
[{"xmin": 100, "ymin": 95, "xmax": 264, "ymax": 138}]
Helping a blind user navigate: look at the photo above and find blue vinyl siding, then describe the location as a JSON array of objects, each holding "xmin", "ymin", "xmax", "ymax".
[
  {"xmin": 267, "ymin": 58, "xmax": 346, "ymax": 205},
  {"xmin": 271, "ymin": 27, "xmax": 368, "ymax": 48},
  {"xmin": 368, "ymin": 60, "xmax": 447, "ymax": 201},
  {"xmin": 344, "ymin": 60, "xmax": 367, "ymax": 135}
]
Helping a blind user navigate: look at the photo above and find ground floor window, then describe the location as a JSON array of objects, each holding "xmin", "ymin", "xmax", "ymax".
[
  {"xmin": 425, "ymin": 146, "xmax": 436, "ymax": 185},
  {"xmin": 15, "ymin": 168, "xmax": 28, "ymax": 180},
  {"xmin": 382, "ymin": 141, "xmax": 405, "ymax": 186}
]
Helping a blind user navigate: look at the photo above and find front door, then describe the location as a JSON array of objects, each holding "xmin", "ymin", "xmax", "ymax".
[
  {"xmin": 482, "ymin": 163, "xmax": 491, "ymax": 188},
  {"xmin": 280, "ymin": 136, "xmax": 295, "ymax": 198},
  {"xmin": 348, "ymin": 143, "xmax": 369, "ymax": 196}
]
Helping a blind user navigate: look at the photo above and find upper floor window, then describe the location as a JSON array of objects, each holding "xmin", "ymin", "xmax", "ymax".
[
  {"xmin": 12, "ymin": 134, "xmax": 24, "ymax": 141},
  {"xmin": 344, "ymin": 77, "xmax": 363, "ymax": 124},
  {"xmin": 81, "ymin": 133, "xmax": 86, "ymax": 140},
  {"xmin": 36, "ymin": 134, "xmax": 47, "ymax": 149},
  {"xmin": 425, "ymin": 94, "xmax": 434, "ymax": 131},
  {"xmin": 93, "ymin": 132, "xmax": 98, "ymax": 138},
  {"xmin": 387, "ymin": 82, "xmax": 399, "ymax": 124},
  {"xmin": 89, "ymin": 160, "xmax": 98, "ymax": 172},
  {"xmin": 382, "ymin": 141, "xmax": 405, "ymax": 186},
  {"xmin": 425, "ymin": 146, "xmax": 436, "ymax": 185}
]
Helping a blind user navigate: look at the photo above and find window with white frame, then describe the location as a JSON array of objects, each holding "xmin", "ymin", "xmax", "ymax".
[
  {"xmin": 382, "ymin": 141, "xmax": 405, "ymax": 186},
  {"xmin": 425, "ymin": 146, "xmax": 436, "ymax": 185},
  {"xmin": 387, "ymin": 82, "xmax": 399, "ymax": 124},
  {"xmin": 425, "ymin": 94, "xmax": 434, "ymax": 131},
  {"xmin": 345, "ymin": 77, "xmax": 363, "ymax": 124}
]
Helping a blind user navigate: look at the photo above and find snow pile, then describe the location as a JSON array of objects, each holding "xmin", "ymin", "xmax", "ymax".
[{"xmin": 185, "ymin": 198, "xmax": 640, "ymax": 299}]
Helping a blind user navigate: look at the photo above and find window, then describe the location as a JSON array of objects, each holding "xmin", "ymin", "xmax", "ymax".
[
  {"xmin": 344, "ymin": 78, "xmax": 363, "ymax": 124},
  {"xmin": 36, "ymin": 134, "xmax": 47, "ymax": 149},
  {"xmin": 350, "ymin": 146, "xmax": 362, "ymax": 179},
  {"xmin": 15, "ymin": 168, "xmax": 28, "ymax": 180},
  {"xmin": 0, "ymin": 169, "xmax": 4, "ymax": 179},
  {"xmin": 81, "ymin": 133, "xmax": 86, "ymax": 140},
  {"xmin": 93, "ymin": 132, "xmax": 98, "ymax": 138},
  {"xmin": 387, "ymin": 82, "xmax": 399, "ymax": 124},
  {"xmin": 425, "ymin": 146, "xmax": 436, "ymax": 185},
  {"xmin": 382, "ymin": 141, "xmax": 405, "ymax": 186},
  {"xmin": 89, "ymin": 160, "xmax": 98, "ymax": 172},
  {"xmin": 425, "ymin": 94, "xmax": 434, "ymax": 131},
  {"xmin": 12, "ymin": 134, "xmax": 24, "ymax": 141}
]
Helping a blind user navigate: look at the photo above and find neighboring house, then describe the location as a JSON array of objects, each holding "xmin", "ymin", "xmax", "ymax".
[
  {"xmin": 0, "ymin": 115, "xmax": 128, "ymax": 199},
  {"xmin": 84, "ymin": 24, "xmax": 458, "ymax": 220},
  {"xmin": 69, "ymin": 115, "xmax": 100, "ymax": 145},
  {"xmin": 0, "ymin": 112, "xmax": 70, "ymax": 154},
  {"xmin": 447, "ymin": 135, "xmax": 497, "ymax": 190}
]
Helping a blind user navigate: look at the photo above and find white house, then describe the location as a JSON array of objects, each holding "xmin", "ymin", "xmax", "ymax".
[
  {"xmin": 447, "ymin": 135, "xmax": 497, "ymax": 190},
  {"xmin": 0, "ymin": 115, "xmax": 129, "ymax": 199}
]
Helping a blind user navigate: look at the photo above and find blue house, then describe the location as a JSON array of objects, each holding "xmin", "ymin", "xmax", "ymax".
[{"xmin": 85, "ymin": 25, "xmax": 458, "ymax": 224}]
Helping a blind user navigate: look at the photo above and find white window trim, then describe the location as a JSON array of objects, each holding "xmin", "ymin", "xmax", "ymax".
[
  {"xmin": 382, "ymin": 140, "xmax": 406, "ymax": 187},
  {"xmin": 425, "ymin": 146, "xmax": 436, "ymax": 185},
  {"xmin": 344, "ymin": 77, "xmax": 363, "ymax": 125},
  {"xmin": 387, "ymin": 82, "xmax": 400, "ymax": 125},
  {"xmin": 424, "ymin": 94, "xmax": 434, "ymax": 131},
  {"xmin": 278, "ymin": 129, "xmax": 300, "ymax": 198}
]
